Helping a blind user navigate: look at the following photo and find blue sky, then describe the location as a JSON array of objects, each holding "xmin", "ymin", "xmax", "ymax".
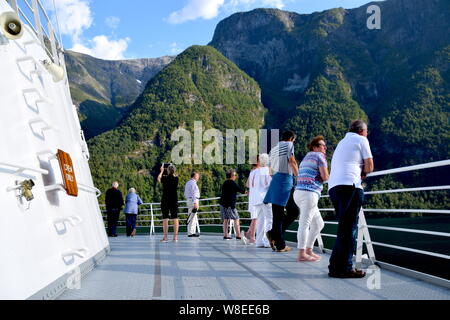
[{"xmin": 48, "ymin": 0, "xmax": 376, "ymax": 60}]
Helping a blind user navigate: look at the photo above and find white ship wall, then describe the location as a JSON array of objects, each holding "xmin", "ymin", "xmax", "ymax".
[{"xmin": 0, "ymin": 1, "xmax": 109, "ymax": 299}]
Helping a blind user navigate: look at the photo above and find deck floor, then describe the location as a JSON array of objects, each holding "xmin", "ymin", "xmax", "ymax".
[{"xmin": 58, "ymin": 235, "xmax": 450, "ymax": 300}]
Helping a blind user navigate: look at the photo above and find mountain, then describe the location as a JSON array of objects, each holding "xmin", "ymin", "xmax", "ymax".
[
  {"xmin": 209, "ymin": 0, "xmax": 450, "ymax": 169},
  {"xmin": 82, "ymin": 0, "xmax": 449, "ymax": 207},
  {"xmin": 65, "ymin": 51, "xmax": 175, "ymax": 139},
  {"xmin": 87, "ymin": 45, "xmax": 265, "ymax": 202}
]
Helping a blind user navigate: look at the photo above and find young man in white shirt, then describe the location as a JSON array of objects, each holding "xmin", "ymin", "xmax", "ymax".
[{"xmin": 328, "ymin": 120, "xmax": 374, "ymax": 278}]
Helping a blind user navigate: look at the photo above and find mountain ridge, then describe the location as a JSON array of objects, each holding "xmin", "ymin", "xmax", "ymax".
[
  {"xmin": 209, "ymin": 0, "xmax": 450, "ymax": 168},
  {"xmin": 87, "ymin": 45, "xmax": 265, "ymax": 202},
  {"xmin": 67, "ymin": 0, "xmax": 449, "ymax": 206},
  {"xmin": 65, "ymin": 50, "xmax": 175, "ymax": 139}
]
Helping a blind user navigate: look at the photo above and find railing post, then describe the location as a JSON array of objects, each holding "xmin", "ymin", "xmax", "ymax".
[
  {"xmin": 196, "ymin": 201, "xmax": 201, "ymax": 235},
  {"xmin": 149, "ymin": 203, "xmax": 155, "ymax": 237},
  {"xmin": 316, "ymin": 234, "xmax": 325, "ymax": 253},
  {"xmin": 361, "ymin": 209, "xmax": 376, "ymax": 262},
  {"xmin": 32, "ymin": 0, "xmax": 44, "ymax": 47},
  {"xmin": 228, "ymin": 220, "xmax": 236, "ymax": 237},
  {"xmin": 356, "ymin": 208, "xmax": 376, "ymax": 268},
  {"xmin": 196, "ymin": 219, "xmax": 201, "ymax": 235},
  {"xmin": 48, "ymin": 22, "xmax": 59, "ymax": 64},
  {"xmin": 8, "ymin": 0, "xmax": 18, "ymax": 13}
]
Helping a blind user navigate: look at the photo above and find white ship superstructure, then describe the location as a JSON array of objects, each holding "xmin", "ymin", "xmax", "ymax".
[{"xmin": 0, "ymin": 0, "xmax": 108, "ymax": 299}]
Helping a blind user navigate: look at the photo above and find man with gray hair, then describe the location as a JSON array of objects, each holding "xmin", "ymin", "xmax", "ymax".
[
  {"xmin": 327, "ymin": 120, "xmax": 374, "ymax": 278},
  {"xmin": 105, "ymin": 181, "xmax": 124, "ymax": 237}
]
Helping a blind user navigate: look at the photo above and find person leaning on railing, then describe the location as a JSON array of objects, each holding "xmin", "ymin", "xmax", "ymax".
[
  {"xmin": 264, "ymin": 130, "xmax": 299, "ymax": 253},
  {"xmin": 294, "ymin": 136, "xmax": 329, "ymax": 262},
  {"xmin": 327, "ymin": 120, "xmax": 374, "ymax": 278},
  {"xmin": 124, "ymin": 188, "xmax": 143, "ymax": 237},
  {"xmin": 184, "ymin": 172, "xmax": 201, "ymax": 238}
]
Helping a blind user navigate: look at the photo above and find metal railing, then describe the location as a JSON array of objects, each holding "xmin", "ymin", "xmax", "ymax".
[
  {"xmin": 311, "ymin": 160, "xmax": 449, "ymax": 263},
  {"xmin": 100, "ymin": 159, "xmax": 450, "ymax": 284},
  {"xmin": 6, "ymin": 0, "xmax": 63, "ymax": 65},
  {"xmin": 0, "ymin": 161, "xmax": 49, "ymax": 175}
]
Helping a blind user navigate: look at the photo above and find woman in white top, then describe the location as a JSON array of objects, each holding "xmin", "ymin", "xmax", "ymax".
[
  {"xmin": 245, "ymin": 160, "xmax": 260, "ymax": 244},
  {"xmin": 249, "ymin": 154, "xmax": 273, "ymax": 248}
]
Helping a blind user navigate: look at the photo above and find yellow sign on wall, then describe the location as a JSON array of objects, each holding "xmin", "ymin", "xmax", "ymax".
[{"xmin": 57, "ymin": 149, "xmax": 78, "ymax": 197}]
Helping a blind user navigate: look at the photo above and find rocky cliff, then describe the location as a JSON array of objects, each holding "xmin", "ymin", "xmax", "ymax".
[{"xmin": 65, "ymin": 51, "xmax": 175, "ymax": 138}]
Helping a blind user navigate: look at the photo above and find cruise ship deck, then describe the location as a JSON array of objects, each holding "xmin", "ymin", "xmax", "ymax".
[{"xmin": 58, "ymin": 235, "xmax": 450, "ymax": 300}]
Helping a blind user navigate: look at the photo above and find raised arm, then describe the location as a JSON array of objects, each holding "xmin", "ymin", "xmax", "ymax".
[{"xmin": 157, "ymin": 166, "xmax": 164, "ymax": 183}]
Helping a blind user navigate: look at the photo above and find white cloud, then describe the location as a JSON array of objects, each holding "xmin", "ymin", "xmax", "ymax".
[
  {"xmin": 167, "ymin": 0, "xmax": 225, "ymax": 24},
  {"xmin": 50, "ymin": 0, "xmax": 93, "ymax": 43},
  {"xmin": 105, "ymin": 16, "xmax": 121, "ymax": 29},
  {"xmin": 167, "ymin": 0, "xmax": 291, "ymax": 24},
  {"xmin": 71, "ymin": 35, "xmax": 130, "ymax": 60},
  {"xmin": 169, "ymin": 42, "xmax": 184, "ymax": 55},
  {"xmin": 228, "ymin": 0, "xmax": 289, "ymax": 10},
  {"xmin": 42, "ymin": 0, "xmax": 130, "ymax": 60}
]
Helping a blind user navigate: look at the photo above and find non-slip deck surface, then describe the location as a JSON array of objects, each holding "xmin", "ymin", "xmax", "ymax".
[{"xmin": 58, "ymin": 235, "xmax": 450, "ymax": 300}]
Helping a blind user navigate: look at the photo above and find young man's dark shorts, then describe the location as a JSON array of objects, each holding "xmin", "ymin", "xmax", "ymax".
[
  {"xmin": 220, "ymin": 205, "xmax": 240, "ymax": 220},
  {"xmin": 161, "ymin": 202, "xmax": 179, "ymax": 219}
]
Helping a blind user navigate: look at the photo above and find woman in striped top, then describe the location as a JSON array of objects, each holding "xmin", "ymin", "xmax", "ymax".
[{"xmin": 294, "ymin": 136, "xmax": 329, "ymax": 262}]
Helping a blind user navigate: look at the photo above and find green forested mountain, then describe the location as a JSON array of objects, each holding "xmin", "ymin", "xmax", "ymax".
[
  {"xmin": 284, "ymin": 56, "xmax": 368, "ymax": 156},
  {"xmin": 209, "ymin": 0, "xmax": 450, "ymax": 170},
  {"xmin": 87, "ymin": 46, "xmax": 265, "ymax": 203},
  {"xmin": 65, "ymin": 51, "xmax": 174, "ymax": 139},
  {"xmin": 79, "ymin": 0, "xmax": 449, "ymax": 207}
]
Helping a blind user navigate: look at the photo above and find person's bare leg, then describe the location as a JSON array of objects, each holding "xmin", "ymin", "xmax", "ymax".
[
  {"xmin": 173, "ymin": 219, "xmax": 179, "ymax": 241},
  {"xmin": 161, "ymin": 219, "xmax": 169, "ymax": 242},
  {"xmin": 252, "ymin": 219, "xmax": 257, "ymax": 240},
  {"xmin": 245, "ymin": 219, "xmax": 257, "ymax": 242},
  {"xmin": 223, "ymin": 219, "xmax": 229, "ymax": 237},
  {"xmin": 234, "ymin": 219, "xmax": 241, "ymax": 238}
]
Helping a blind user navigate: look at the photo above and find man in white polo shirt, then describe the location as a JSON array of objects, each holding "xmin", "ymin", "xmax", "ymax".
[{"xmin": 328, "ymin": 120, "xmax": 374, "ymax": 278}]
